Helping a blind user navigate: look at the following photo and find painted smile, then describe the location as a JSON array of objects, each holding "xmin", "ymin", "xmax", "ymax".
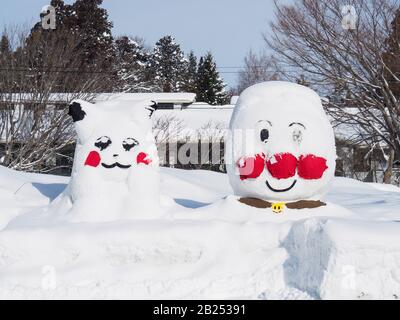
[
  {"xmin": 266, "ymin": 179, "xmax": 297, "ymax": 192},
  {"xmin": 101, "ymin": 162, "xmax": 131, "ymax": 169}
]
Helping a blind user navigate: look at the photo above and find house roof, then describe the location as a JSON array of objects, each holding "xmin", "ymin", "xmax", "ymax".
[
  {"xmin": 94, "ymin": 93, "xmax": 196, "ymax": 104},
  {"xmin": 0, "ymin": 92, "xmax": 196, "ymax": 105}
]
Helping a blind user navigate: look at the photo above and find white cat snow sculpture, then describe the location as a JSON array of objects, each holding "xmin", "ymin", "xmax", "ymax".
[
  {"xmin": 61, "ymin": 99, "xmax": 160, "ymax": 222},
  {"xmin": 225, "ymin": 81, "xmax": 336, "ymax": 213}
]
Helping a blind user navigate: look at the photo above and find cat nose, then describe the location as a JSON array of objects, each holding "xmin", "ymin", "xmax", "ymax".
[{"xmin": 113, "ymin": 154, "xmax": 119, "ymax": 157}]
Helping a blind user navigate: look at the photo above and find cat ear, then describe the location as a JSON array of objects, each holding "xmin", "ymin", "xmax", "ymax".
[
  {"xmin": 145, "ymin": 100, "xmax": 158, "ymax": 118},
  {"xmin": 68, "ymin": 99, "xmax": 98, "ymax": 143},
  {"xmin": 128, "ymin": 100, "xmax": 159, "ymax": 123}
]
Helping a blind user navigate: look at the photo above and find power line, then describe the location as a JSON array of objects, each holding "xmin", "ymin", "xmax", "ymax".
[
  {"xmin": 0, "ymin": 62, "xmax": 305, "ymax": 77},
  {"xmin": 0, "ymin": 68, "xmax": 114, "ymax": 74},
  {"xmin": 0, "ymin": 67, "xmax": 300, "ymax": 75},
  {"xmin": 218, "ymin": 71, "xmax": 299, "ymax": 74},
  {"xmin": 217, "ymin": 66, "xmax": 283, "ymax": 69}
]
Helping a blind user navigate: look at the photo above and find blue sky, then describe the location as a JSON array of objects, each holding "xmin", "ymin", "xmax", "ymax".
[{"xmin": 0, "ymin": 0, "xmax": 284, "ymax": 88}]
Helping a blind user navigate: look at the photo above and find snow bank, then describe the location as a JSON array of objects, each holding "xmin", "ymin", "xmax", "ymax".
[
  {"xmin": 0, "ymin": 167, "xmax": 399, "ymax": 299},
  {"xmin": 0, "ymin": 165, "xmax": 67, "ymax": 229},
  {"xmin": 0, "ymin": 218, "xmax": 291, "ymax": 299},
  {"xmin": 284, "ymin": 218, "xmax": 400, "ymax": 299}
]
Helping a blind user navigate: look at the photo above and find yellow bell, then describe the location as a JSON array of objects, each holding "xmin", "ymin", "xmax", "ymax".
[{"xmin": 271, "ymin": 202, "xmax": 286, "ymax": 214}]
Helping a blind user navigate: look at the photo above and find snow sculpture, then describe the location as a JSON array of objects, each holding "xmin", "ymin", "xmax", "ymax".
[
  {"xmin": 63, "ymin": 99, "xmax": 160, "ymax": 222},
  {"xmin": 225, "ymin": 81, "xmax": 336, "ymax": 213}
]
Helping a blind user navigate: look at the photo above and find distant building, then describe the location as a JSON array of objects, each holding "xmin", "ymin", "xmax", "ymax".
[
  {"xmin": 0, "ymin": 92, "xmax": 196, "ymax": 110},
  {"xmin": 1, "ymin": 92, "xmax": 398, "ymax": 182}
]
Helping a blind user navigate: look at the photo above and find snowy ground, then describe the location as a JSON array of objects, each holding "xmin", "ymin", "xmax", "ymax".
[{"xmin": 0, "ymin": 165, "xmax": 400, "ymax": 299}]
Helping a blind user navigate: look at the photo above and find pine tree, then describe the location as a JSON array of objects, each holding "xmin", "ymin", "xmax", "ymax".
[
  {"xmin": 0, "ymin": 34, "xmax": 12, "ymax": 92},
  {"xmin": 114, "ymin": 36, "xmax": 153, "ymax": 92},
  {"xmin": 28, "ymin": 0, "xmax": 114, "ymax": 68},
  {"xmin": 196, "ymin": 52, "xmax": 227, "ymax": 105},
  {"xmin": 149, "ymin": 35, "xmax": 187, "ymax": 92},
  {"xmin": 0, "ymin": 34, "xmax": 11, "ymax": 55},
  {"xmin": 72, "ymin": 0, "xmax": 114, "ymax": 67},
  {"xmin": 182, "ymin": 50, "xmax": 197, "ymax": 92},
  {"xmin": 25, "ymin": 0, "xmax": 115, "ymax": 92},
  {"xmin": 49, "ymin": 0, "xmax": 75, "ymax": 31}
]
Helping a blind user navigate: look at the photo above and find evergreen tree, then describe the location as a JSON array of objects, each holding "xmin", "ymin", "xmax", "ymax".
[
  {"xmin": 25, "ymin": 0, "xmax": 115, "ymax": 92},
  {"xmin": 72, "ymin": 0, "xmax": 114, "ymax": 67},
  {"xmin": 114, "ymin": 36, "xmax": 153, "ymax": 92},
  {"xmin": 182, "ymin": 50, "xmax": 197, "ymax": 92},
  {"xmin": 0, "ymin": 34, "xmax": 12, "ymax": 92},
  {"xmin": 49, "ymin": 0, "xmax": 75, "ymax": 31},
  {"xmin": 149, "ymin": 35, "xmax": 187, "ymax": 92},
  {"xmin": 0, "ymin": 34, "xmax": 11, "ymax": 55},
  {"xmin": 28, "ymin": 0, "xmax": 114, "ymax": 67},
  {"xmin": 196, "ymin": 52, "xmax": 227, "ymax": 105}
]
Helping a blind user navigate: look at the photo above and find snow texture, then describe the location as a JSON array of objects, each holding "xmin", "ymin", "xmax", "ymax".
[
  {"xmin": 226, "ymin": 81, "xmax": 336, "ymax": 202},
  {"xmin": 0, "ymin": 165, "xmax": 399, "ymax": 299}
]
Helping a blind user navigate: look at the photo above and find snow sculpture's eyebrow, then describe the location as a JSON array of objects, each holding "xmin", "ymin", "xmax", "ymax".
[
  {"xmin": 96, "ymin": 136, "xmax": 111, "ymax": 142},
  {"xmin": 289, "ymin": 122, "xmax": 306, "ymax": 129},
  {"xmin": 95, "ymin": 136, "xmax": 112, "ymax": 151},
  {"xmin": 257, "ymin": 120, "xmax": 272, "ymax": 126}
]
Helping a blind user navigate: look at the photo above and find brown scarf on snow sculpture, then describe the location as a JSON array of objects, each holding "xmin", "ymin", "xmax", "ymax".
[{"xmin": 238, "ymin": 197, "xmax": 326, "ymax": 212}]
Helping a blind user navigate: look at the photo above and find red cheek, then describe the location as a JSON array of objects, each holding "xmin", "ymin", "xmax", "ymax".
[
  {"xmin": 237, "ymin": 153, "xmax": 265, "ymax": 180},
  {"xmin": 84, "ymin": 151, "xmax": 101, "ymax": 167},
  {"xmin": 137, "ymin": 152, "xmax": 152, "ymax": 165},
  {"xmin": 266, "ymin": 153, "xmax": 298, "ymax": 180},
  {"xmin": 298, "ymin": 154, "xmax": 328, "ymax": 180}
]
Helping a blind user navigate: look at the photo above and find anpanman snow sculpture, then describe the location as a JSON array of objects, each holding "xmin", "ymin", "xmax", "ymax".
[{"xmin": 225, "ymin": 81, "xmax": 336, "ymax": 213}]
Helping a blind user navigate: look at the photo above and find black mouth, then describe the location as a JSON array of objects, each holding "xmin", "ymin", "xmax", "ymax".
[
  {"xmin": 101, "ymin": 162, "xmax": 131, "ymax": 169},
  {"xmin": 266, "ymin": 180, "xmax": 297, "ymax": 192}
]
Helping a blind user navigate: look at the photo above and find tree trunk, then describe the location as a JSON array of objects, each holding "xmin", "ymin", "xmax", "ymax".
[{"xmin": 383, "ymin": 149, "xmax": 395, "ymax": 184}]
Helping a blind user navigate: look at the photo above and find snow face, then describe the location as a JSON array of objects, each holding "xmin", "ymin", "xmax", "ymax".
[
  {"xmin": 226, "ymin": 81, "xmax": 336, "ymax": 202},
  {"xmin": 58, "ymin": 99, "xmax": 161, "ymax": 222}
]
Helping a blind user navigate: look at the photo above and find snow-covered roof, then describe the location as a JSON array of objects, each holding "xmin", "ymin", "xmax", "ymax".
[
  {"xmin": 185, "ymin": 102, "xmax": 235, "ymax": 110},
  {"xmin": 0, "ymin": 92, "xmax": 196, "ymax": 104},
  {"xmin": 0, "ymin": 93, "xmax": 80, "ymax": 103},
  {"xmin": 94, "ymin": 93, "xmax": 196, "ymax": 104}
]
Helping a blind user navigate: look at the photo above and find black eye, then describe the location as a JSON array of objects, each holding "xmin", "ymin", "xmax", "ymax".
[
  {"xmin": 95, "ymin": 136, "xmax": 112, "ymax": 151},
  {"xmin": 260, "ymin": 129, "xmax": 269, "ymax": 143},
  {"xmin": 123, "ymin": 138, "xmax": 139, "ymax": 151}
]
